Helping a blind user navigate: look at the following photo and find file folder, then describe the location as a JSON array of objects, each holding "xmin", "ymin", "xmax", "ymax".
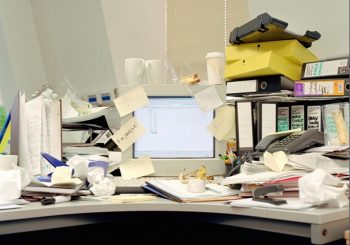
[
  {"xmin": 226, "ymin": 75, "xmax": 294, "ymax": 96},
  {"xmin": 294, "ymin": 79, "xmax": 349, "ymax": 97},
  {"xmin": 301, "ymin": 57, "xmax": 350, "ymax": 79},
  {"xmin": 226, "ymin": 39, "xmax": 318, "ymax": 65},
  {"xmin": 235, "ymin": 101, "xmax": 254, "ymax": 153},
  {"xmin": 225, "ymin": 51, "xmax": 302, "ymax": 81},
  {"xmin": 256, "ymin": 102, "xmax": 277, "ymax": 142}
]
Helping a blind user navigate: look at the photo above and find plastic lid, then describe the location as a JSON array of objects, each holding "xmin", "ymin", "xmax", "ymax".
[{"xmin": 205, "ymin": 52, "xmax": 225, "ymax": 59}]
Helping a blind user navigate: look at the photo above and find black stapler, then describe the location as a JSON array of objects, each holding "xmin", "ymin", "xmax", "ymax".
[{"xmin": 252, "ymin": 185, "xmax": 287, "ymax": 205}]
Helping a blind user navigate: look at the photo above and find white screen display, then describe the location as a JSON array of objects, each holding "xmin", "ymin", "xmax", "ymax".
[{"xmin": 134, "ymin": 97, "xmax": 214, "ymax": 158}]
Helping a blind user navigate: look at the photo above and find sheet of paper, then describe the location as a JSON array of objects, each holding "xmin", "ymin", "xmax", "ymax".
[
  {"xmin": 51, "ymin": 166, "xmax": 75, "ymax": 185},
  {"xmin": 0, "ymin": 169, "xmax": 21, "ymax": 202},
  {"xmin": 119, "ymin": 157, "xmax": 155, "ymax": 179},
  {"xmin": 207, "ymin": 105, "xmax": 234, "ymax": 141},
  {"xmin": 193, "ymin": 86, "xmax": 223, "ymax": 112},
  {"xmin": 61, "ymin": 95, "xmax": 79, "ymax": 119},
  {"xmin": 113, "ymin": 85, "xmax": 149, "ymax": 117},
  {"xmin": 25, "ymin": 96, "xmax": 43, "ymax": 175},
  {"xmin": 111, "ymin": 117, "xmax": 146, "ymax": 151},
  {"xmin": 17, "ymin": 92, "xmax": 35, "ymax": 175}
]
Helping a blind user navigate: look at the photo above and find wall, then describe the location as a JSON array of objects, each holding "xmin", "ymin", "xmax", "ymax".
[
  {"xmin": 100, "ymin": 0, "xmax": 166, "ymax": 87},
  {"xmin": 0, "ymin": 0, "xmax": 47, "ymax": 111},
  {"xmin": 247, "ymin": 0, "xmax": 349, "ymax": 59},
  {"xmin": 31, "ymin": 0, "xmax": 117, "ymax": 97}
]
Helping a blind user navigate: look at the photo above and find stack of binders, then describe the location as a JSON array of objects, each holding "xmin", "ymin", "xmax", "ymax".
[
  {"xmin": 294, "ymin": 57, "xmax": 350, "ymax": 97},
  {"xmin": 225, "ymin": 13, "xmax": 319, "ymax": 97}
]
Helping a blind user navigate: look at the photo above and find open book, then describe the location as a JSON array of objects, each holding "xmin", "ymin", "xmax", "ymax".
[{"xmin": 144, "ymin": 179, "xmax": 240, "ymax": 203}]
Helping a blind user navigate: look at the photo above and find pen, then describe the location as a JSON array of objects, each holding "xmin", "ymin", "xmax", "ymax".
[{"xmin": 41, "ymin": 195, "xmax": 71, "ymax": 205}]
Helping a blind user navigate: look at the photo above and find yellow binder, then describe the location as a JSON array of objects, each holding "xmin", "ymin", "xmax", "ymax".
[{"xmin": 225, "ymin": 40, "xmax": 318, "ymax": 81}]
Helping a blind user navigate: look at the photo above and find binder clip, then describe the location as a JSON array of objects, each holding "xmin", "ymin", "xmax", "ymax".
[{"xmin": 252, "ymin": 184, "xmax": 287, "ymax": 205}]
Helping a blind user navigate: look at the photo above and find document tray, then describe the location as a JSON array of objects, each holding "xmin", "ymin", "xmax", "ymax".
[{"xmin": 229, "ymin": 12, "xmax": 321, "ymax": 48}]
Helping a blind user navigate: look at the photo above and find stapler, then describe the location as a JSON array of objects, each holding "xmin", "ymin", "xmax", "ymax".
[{"xmin": 252, "ymin": 185, "xmax": 287, "ymax": 205}]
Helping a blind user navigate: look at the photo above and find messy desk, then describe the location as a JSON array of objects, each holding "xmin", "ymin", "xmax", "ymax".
[{"xmin": 0, "ymin": 197, "xmax": 348, "ymax": 244}]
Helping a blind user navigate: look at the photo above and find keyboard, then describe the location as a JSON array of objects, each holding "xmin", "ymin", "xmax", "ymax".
[
  {"xmin": 114, "ymin": 176, "xmax": 172, "ymax": 194},
  {"xmin": 114, "ymin": 176, "xmax": 224, "ymax": 194}
]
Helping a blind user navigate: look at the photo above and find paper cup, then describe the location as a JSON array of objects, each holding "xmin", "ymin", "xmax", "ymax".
[
  {"xmin": 206, "ymin": 52, "xmax": 225, "ymax": 85},
  {"xmin": 187, "ymin": 178, "xmax": 206, "ymax": 193}
]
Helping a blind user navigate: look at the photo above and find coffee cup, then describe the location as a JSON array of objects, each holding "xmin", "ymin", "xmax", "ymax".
[
  {"xmin": 124, "ymin": 58, "xmax": 145, "ymax": 85},
  {"xmin": 205, "ymin": 52, "xmax": 225, "ymax": 85},
  {"xmin": 145, "ymin": 59, "xmax": 165, "ymax": 84}
]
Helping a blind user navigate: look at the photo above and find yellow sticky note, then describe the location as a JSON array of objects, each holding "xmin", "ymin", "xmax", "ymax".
[
  {"xmin": 113, "ymin": 85, "xmax": 149, "ymax": 117},
  {"xmin": 119, "ymin": 157, "xmax": 155, "ymax": 179},
  {"xmin": 111, "ymin": 117, "xmax": 146, "ymax": 152}
]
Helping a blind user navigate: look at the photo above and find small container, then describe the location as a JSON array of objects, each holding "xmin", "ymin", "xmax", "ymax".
[
  {"xmin": 205, "ymin": 52, "xmax": 225, "ymax": 85},
  {"xmin": 187, "ymin": 178, "xmax": 206, "ymax": 193}
]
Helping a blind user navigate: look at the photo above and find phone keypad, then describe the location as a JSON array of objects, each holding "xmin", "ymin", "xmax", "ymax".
[{"xmin": 274, "ymin": 134, "xmax": 300, "ymax": 147}]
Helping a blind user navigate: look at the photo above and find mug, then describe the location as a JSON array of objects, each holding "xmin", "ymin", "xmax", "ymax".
[
  {"xmin": 124, "ymin": 58, "xmax": 145, "ymax": 85},
  {"xmin": 145, "ymin": 60, "xmax": 164, "ymax": 84}
]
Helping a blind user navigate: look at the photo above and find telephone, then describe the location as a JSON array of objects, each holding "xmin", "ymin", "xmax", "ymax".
[{"xmin": 255, "ymin": 130, "xmax": 324, "ymax": 154}]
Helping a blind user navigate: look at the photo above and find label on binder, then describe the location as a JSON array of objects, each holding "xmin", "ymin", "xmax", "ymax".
[{"xmin": 294, "ymin": 79, "xmax": 349, "ymax": 96}]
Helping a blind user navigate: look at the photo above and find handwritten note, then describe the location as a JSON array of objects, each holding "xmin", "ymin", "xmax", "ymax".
[
  {"xmin": 207, "ymin": 105, "xmax": 235, "ymax": 141},
  {"xmin": 119, "ymin": 157, "xmax": 155, "ymax": 179},
  {"xmin": 307, "ymin": 105, "xmax": 321, "ymax": 131},
  {"xmin": 291, "ymin": 105, "xmax": 305, "ymax": 130},
  {"xmin": 111, "ymin": 117, "xmax": 146, "ymax": 151},
  {"xmin": 193, "ymin": 86, "xmax": 223, "ymax": 112},
  {"xmin": 277, "ymin": 107, "xmax": 289, "ymax": 132},
  {"xmin": 113, "ymin": 85, "xmax": 149, "ymax": 117}
]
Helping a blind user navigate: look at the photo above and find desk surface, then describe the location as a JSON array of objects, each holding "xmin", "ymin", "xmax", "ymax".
[{"xmin": 0, "ymin": 198, "xmax": 348, "ymax": 244}]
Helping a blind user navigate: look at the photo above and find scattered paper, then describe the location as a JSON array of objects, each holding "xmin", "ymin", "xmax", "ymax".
[
  {"xmin": 61, "ymin": 95, "xmax": 79, "ymax": 119},
  {"xmin": 193, "ymin": 86, "xmax": 223, "ymax": 112},
  {"xmin": 66, "ymin": 155, "xmax": 89, "ymax": 178},
  {"xmin": 113, "ymin": 85, "xmax": 149, "ymax": 117},
  {"xmin": 111, "ymin": 117, "xmax": 146, "ymax": 151},
  {"xmin": 0, "ymin": 170, "xmax": 21, "ymax": 202},
  {"xmin": 299, "ymin": 169, "xmax": 349, "ymax": 208},
  {"xmin": 263, "ymin": 151, "xmax": 288, "ymax": 172},
  {"xmin": 105, "ymin": 194, "xmax": 156, "ymax": 203},
  {"xmin": 51, "ymin": 166, "xmax": 82, "ymax": 185},
  {"xmin": 119, "ymin": 157, "xmax": 155, "ymax": 179},
  {"xmin": 207, "ymin": 105, "xmax": 235, "ymax": 141}
]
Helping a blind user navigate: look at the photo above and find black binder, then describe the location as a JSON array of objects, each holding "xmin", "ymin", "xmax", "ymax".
[
  {"xmin": 226, "ymin": 75, "xmax": 294, "ymax": 96},
  {"xmin": 229, "ymin": 12, "xmax": 321, "ymax": 48}
]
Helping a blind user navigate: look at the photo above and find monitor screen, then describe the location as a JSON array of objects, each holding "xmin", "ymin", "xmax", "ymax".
[
  {"xmin": 117, "ymin": 84, "xmax": 226, "ymax": 176},
  {"xmin": 134, "ymin": 97, "xmax": 214, "ymax": 158}
]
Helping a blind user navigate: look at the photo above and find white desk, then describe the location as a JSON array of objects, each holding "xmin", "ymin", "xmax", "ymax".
[{"xmin": 0, "ymin": 198, "xmax": 348, "ymax": 244}]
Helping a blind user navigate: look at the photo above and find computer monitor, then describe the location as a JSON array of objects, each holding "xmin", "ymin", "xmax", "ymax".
[{"xmin": 118, "ymin": 84, "xmax": 226, "ymax": 176}]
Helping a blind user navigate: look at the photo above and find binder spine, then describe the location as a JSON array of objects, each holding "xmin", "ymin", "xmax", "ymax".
[
  {"xmin": 301, "ymin": 58, "xmax": 350, "ymax": 79},
  {"xmin": 294, "ymin": 79, "xmax": 349, "ymax": 97}
]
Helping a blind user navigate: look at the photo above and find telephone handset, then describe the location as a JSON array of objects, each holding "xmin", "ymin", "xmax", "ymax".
[{"xmin": 255, "ymin": 130, "xmax": 324, "ymax": 154}]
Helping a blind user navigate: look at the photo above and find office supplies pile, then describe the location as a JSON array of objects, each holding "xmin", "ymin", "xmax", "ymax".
[
  {"xmin": 1, "ymin": 86, "xmax": 123, "ymax": 204},
  {"xmin": 225, "ymin": 12, "xmax": 319, "ymax": 98},
  {"xmin": 222, "ymin": 13, "xmax": 349, "ymax": 209}
]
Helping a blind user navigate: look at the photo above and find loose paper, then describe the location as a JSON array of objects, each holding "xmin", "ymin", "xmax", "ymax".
[
  {"xmin": 263, "ymin": 151, "xmax": 288, "ymax": 172},
  {"xmin": 207, "ymin": 105, "xmax": 234, "ymax": 141},
  {"xmin": 193, "ymin": 86, "xmax": 223, "ymax": 112},
  {"xmin": 119, "ymin": 157, "xmax": 155, "ymax": 179},
  {"xmin": 111, "ymin": 117, "xmax": 146, "ymax": 151},
  {"xmin": 51, "ymin": 166, "xmax": 82, "ymax": 185},
  {"xmin": 113, "ymin": 85, "xmax": 149, "ymax": 117}
]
